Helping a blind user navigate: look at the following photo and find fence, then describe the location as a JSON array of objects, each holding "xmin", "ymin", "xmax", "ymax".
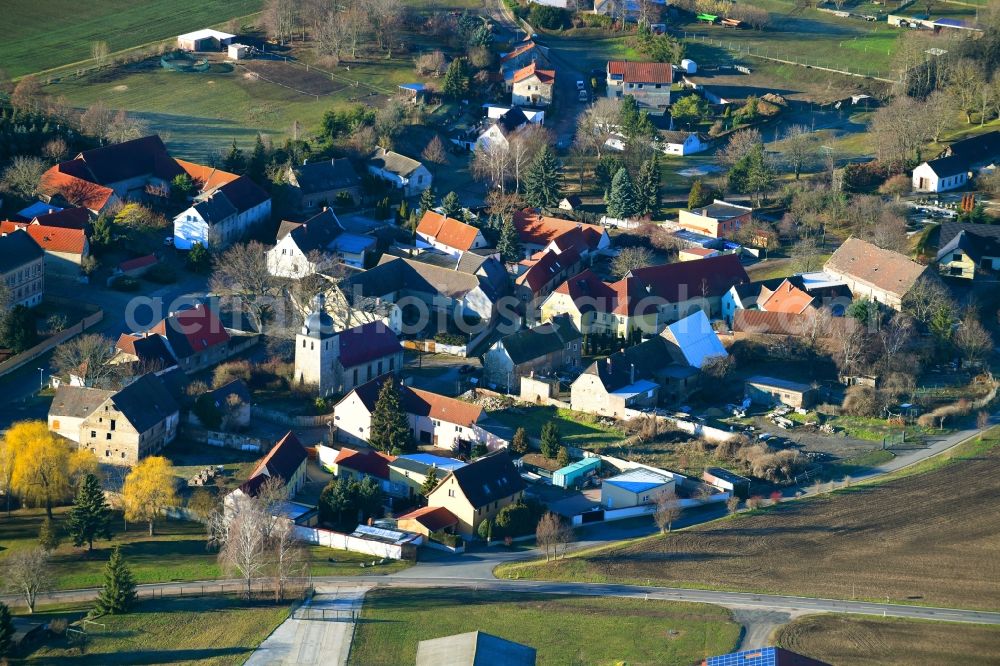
[
  {"xmin": 179, "ymin": 424, "xmax": 267, "ymax": 452},
  {"xmin": 255, "ymin": 407, "xmax": 334, "ymax": 427},
  {"xmin": 0, "ymin": 308, "xmax": 103, "ymax": 378},
  {"xmin": 291, "ymin": 607, "xmax": 358, "ymax": 621},
  {"xmin": 679, "ymin": 31, "xmax": 896, "ymax": 82}
]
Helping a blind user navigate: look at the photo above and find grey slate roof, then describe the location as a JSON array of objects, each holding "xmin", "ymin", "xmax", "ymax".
[
  {"xmin": 293, "ymin": 159, "xmax": 360, "ymax": 194},
  {"xmin": 193, "ymin": 191, "xmax": 239, "ymax": 225},
  {"xmin": 938, "ymin": 220, "xmax": 1000, "ymax": 248},
  {"xmin": 276, "ymin": 209, "xmax": 346, "ymax": 253},
  {"xmin": 942, "ymin": 130, "xmax": 1000, "ymax": 164},
  {"xmin": 583, "ymin": 337, "xmax": 678, "ymax": 392},
  {"xmin": 49, "ymin": 385, "xmax": 114, "ymax": 420},
  {"xmin": 937, "ymin": 229, "xmax": 1000, "ymax": 264},
  {"xmin": 922, "ymin": 155, "xmax": 968, "ymax": 178},
  {"xmin": 498, "ymin": 315, "xmax": 581, "ymax": 365},
  {"xmin": 345, "ymin": 256, "xmax": 505, "ymax": 304},
  {"xmin": 368, "ymin": 148, "xmax": 423, "ymax": 177},
  {"xmin": 446, "ymin": 451, "xmax": 524, "ymax": 509},
  {"xmin": 110, "ymin": 373, "xmax": 179, "ymax": 433},
  {"xmin": 0, "ymin": 230, "xmax": 44, "ymax": 273}
]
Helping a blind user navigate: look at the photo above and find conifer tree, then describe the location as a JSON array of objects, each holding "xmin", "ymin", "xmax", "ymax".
[
  {"xmin": 510, "ymin": 427, "xmax": 529, "ymax": 455},
  {"xmin": 68, "ymin": 473, "xmax": 111, "ymax": 551},
  {"xmin": 540, "ymin": 421, "xmax": 561, "ymax": 459},
  {"xmin": 38, "ymin": 516, "xmax": 61, "ymax": 552},
  {"xmin": 222, "ymin": 140, "xmax": 246, "ymax": 174},
  {"xmin": 94, "ymin": 546, "xmax": 136, "ymax": 615},
  {"xmin": 440, "ymin": 191, "xmax": 462, "ymax": 219},
  {"xmin": 523, "ymin": 145, "xmax": 561, "ymax": 208},
  {"xmin": 418, "ymin": 187, "xmax": 436, "ymax": 217},
  {"xmin": 0, "ymin": 602, "xmax": 12, "ymax": 657},
  {"xmin": 637, "ymin": 155, "xmax": 660, "ymax": 217},
  {"xmin": 419, "ymin": 467, "xmax": 439, "ymax": 500},
  {"xmin": 607, "ymin": 168, "xmax": 639, "ymax": 219},
  {"xmin": 442, "ymin": 58, "xmax": 470, "ymax": 99},
  {"xmin": 369, "ymin": 379, "xmax": 413, "ymax": 454},
  {"xmin": 496, "ymin": 216, "xmax": 523, "ymax": 264}
]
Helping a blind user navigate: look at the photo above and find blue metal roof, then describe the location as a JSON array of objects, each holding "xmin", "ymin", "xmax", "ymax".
[{"xmin": 399, "ymin": 453, "xmax": 466, "ymax": 472}]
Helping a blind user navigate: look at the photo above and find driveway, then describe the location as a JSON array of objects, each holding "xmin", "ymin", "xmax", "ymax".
[{"xmin": 244, "ymin": 584, "xmax": 371, "ymax": 666}]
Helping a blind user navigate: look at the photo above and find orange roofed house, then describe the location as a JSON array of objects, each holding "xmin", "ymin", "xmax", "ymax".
[
  {"xmin": 333, "ymin": 375, "xmax": 507, "ymax": 455},
  {"xmin": 512, "ymin": 62, "xmax": 555, "ymax": 107},
  {"xmin": 416, "ymin": 211, "xmax": 489, "ymax": 258},
  {"xmin": 606, "ymin": 61, "xmax": 673, "ymax": 113},
  {"xmin": 0, "ymin": 219, "xmax": 88, "ymax": 277},
  {"xmin": 119, "ymin": 303, "xmax": 232, "ymax": 374},
  {"xmin": 426, "ymin": 451, "xmax": 526, "ymax": 537}
]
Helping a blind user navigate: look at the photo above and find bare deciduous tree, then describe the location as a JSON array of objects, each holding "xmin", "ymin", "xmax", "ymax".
[
  {"xmin": 104, "ymin": 109, "xmax": 148, "ymax": 145},
  {"xmin": 263, "ymin": 0, "xmax": 298, "ymax": 44},
  {"xmin": 472, "ymin": 140, "xmax": 511, "ymax": 191},
  {"xmin": 653, "ymin": 490, "xmax": 682, "ymax": 533},
  {"xmin": 216, "ymin": 495, "xmax": 269, "ymax": 599},
  {"xmin": 726, "ymin": 495, "xmax": 740, "ymax": 514},
  {"xmin": 1, "ymin": 155, "xmax": 47, "ymax": 200},
  {"xmin": 421, "ymin": 136, "xmax": 448, "ymax": 174},
  {"xmin": 718, "ymin": 128, "xmax": 762, "ymax": 168},
  {"xmin": 270, "ymin": 516, "xmax": 307, "ymax": 601},
  {"xmin": 52, "ymin": 334, "xmax": 119, "ymax": 388},
  {"xmin": 535, "ymin": 511, "xmax": 572, "ymax": 561},
  {"xmin": 611, "ymin": 246, "xmax": 654, "ymax": 278},
  {"xmin": 954, "ymin": 316, "xmax": 993, "ymax": 367},
  {"xmin": 4, "ymin": 547, "xmax": 51, "ymax": 613},
  {"xmin": 211, "ymin": 242, "xmax": 280, "ymax": 333},
  {"xmin": 781, "ymin": 125, "xmax": 817, "ymax": 180},
  {"xmin": 91, "ymin": 41, "xmax": 109, "ymax": 67}
]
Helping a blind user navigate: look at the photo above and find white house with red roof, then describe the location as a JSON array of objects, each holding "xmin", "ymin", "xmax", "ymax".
[
  {"xmin": 512, "ymin": 62, "xmax": 555, "ymax": 107},
  {"xmin": 333, "ymin": 375, "xmax": 504, "ymax": 454},
  {"xmin": 295, "ymin": 295, "xmax": 404, "ymax": 397},
  {"xmin": 415, "ymin": 211, "xmax": 488, "ymax": 258},
  {"xmin": 0, "ymin": 219, "xmax": 89, "ymax": 276},
  {"xmin": 606, "ymin": 61, "xmax": 673, "ymax": 113}
]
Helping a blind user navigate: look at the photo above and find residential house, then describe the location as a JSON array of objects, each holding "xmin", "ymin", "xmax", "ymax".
[
  {"xmin": 416, "ymin": 631, "xmax": 537, "ymax": 666},
  {"xmin": 142, "ymin": 303, "xmax": 232, "ymax": 373},
  {"xmin": 22, "ymin": 207, "xmax": 90, "ymax": 229},
  {"xmin": 485, "ymin": 104, "xmax": 545, "ymax": 125},
  {"xmin": 500, "ymin": 40, "xmax": 551, "ymax": 74},
  {"xmin": 678, "ymin": 200, "xmax": 753, "ymax": 239},
  {"xmin": 678, "ymin": 246, "xmax": 720, "ymax": 262},
  {"xmin": 294, "ymin": 295, "xmax": 404, "ymax": 397},
  {"xmin": 48, "ymin": 385, "xmax": 114, "ymax": 442},
  {"xmin": 38, "ymin": 165, "xmax": 117, "ymax": 215},
  {"xmin": 174, "ymin": 159, "xmax": 240, "ymax": 193},
  {"xmin": 911, "ymin": 156, "xmax": 968, "ymax": 193},
  {"xmin": 745, "ymin": 376, "xmax": 819, "ymax": 409},
  {"xmin": 416, "ymin": 211, "xmax": 489, "ymax": 258},
  {"xmin": 721, "ymin": 273, "xmax": 851, "ymax": 325},
  {"xmin": 513, "ymin": 210, "xmax": 611, "ymax": 259},
  {"xmin": 475, "ymin": 107, "xmax": 530, "ymax": 153},
  {"xmin": 42, "ymin": 136, "xmax": 184, "ymax": 202},
  {"xmin": 333, "ymin": 376, "xmax": 503, "ymax": 454},
  {"xmin": 367, "ymin": 148, "xmax": 432, "ymax": 197},
  {"xmin": 601, "ymin": 468, "xmax": 674, "ymax": 509},
  {"xmin": 112, "ymin": 332, "xmax": 177, "ymax": 374},
  {"xmin": 660, "ymin": 131, "xmax": 709, "ymax": 156},
  {"xmin": 938, "ymin": 130, "xmax": 1000, "ymax": 163},
  {"xmin": 0, "ymin": 231, "xmax": 44, "ymax": 308},
  {"xmin": 267, "ymin": 208, "xmax": 374, "ymax": 277},
  {"xmin": 823, "ymin": 237, "xmax": 930, "ymax": 311},
  {"xmin": 284, "ymin": 158, "xmax": 362, "ymax": 211},
  {"xmin": 936, "ymin": 229, "xmax": 1000, "ymax": 280},
  {"xmin": 758, "ymin": 278, "xmax": 817, "ymax": 315},
  {"xmin": 511, "ymin": 63, "xmax": 555, "ymax": 107},
  {"xmin": 514, "ymin": 246, "xmax": 582, "ymax": 316},
  {"xmin": 76, "ymin": 373, "xmax": 180, "ymax": 465},
  {"xmin": 558, "ymin": 195, "xmax": 582, "ymax": 211},
  {"xmin": 331, "ymin": 446, "xmax": 407, "ymax": 497},
  {"xmin": 342, "ymin": 255, "xmax": 509, "ymax": 329},
  {"xmin": 396, "ymin": 505, "xmax": 460, "ymax": 537},
  {"xmin": 721, "ymin": 277, "xmax": 785, "ymax": 326},
  {"xmin": 172, "ymin": 175, "xmax": 272, "ymax": 250},
  {"xmin": 606, "ymin": 61, "xmax": 673, "ymax": 114},
  {"xmin": 570, "ymin": 310, "xmax": 725, "ymax": 415},
  {"xmin": 232, "ymin": 431, "xmax": 309, "ymax": 499},
  {"xmin": 0, "ymin": 221, "xmax": 88, "ymax": 276},
  {"xmin": 482, "ymin": 316, "xmax": 582, "ymax": 392},
  {"xmin": 388, "ymin": 453, "xmax": 467, "ymax": 500},
  {"xmin": 626, "ymin": 255, "xmax": 751, "ymax": 324},
  {"xmin": 425, "ymin": 451, "xmax": 526, "ymax": 537}
]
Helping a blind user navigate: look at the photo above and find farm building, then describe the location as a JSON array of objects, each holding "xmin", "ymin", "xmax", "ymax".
[
  {"xmin": 703, "ymin": 467, "xmax": 750, "ymax": 499},
  {"xmin": 227, "ymin": 43, "xmax": 250, "ymax": 60},
  {"xmin": 552, "ymin": 456, "xmax": 602, "ymax": 489},
  {"xmin": 745, "ymin": 376, "xmax": 818, "ymax": 409},
  {"xmin": 601, "ymin": 468, "xmax": 674, "ymax": 509},
  {"xmin": 177, "ymin": 29, "xmax": 236, "ymax": 52}
]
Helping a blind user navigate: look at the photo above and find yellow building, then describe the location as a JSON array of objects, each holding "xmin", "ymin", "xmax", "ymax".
[{"xmin": 426, "ymin": 452, "xmax": 525, "ymax": 537}]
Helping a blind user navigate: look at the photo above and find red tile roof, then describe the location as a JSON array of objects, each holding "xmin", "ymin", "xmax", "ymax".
[
  {"xmin": 627, "ymin": 254, "xmax": 749, "ymax": 303},
  {"xmin": 38, "ymin": 165, "xmax": 115, "ymax": 212},
  {"xmin": 175, "ymin": 159, "xmax": 240, "ymax": 192},
  {"xmin": 409, "ymin": 387, "xmax": 484, "ymax": 428},
  {"xmin": 1, "ymin": 221, "xmax": 87, "ymax": 255},
  {"xmin": 516, "ymin": 246, "xmax": 581, "ymax": 294},
  {"xmin": 416, "ymin": 211, "xmax": 481, "ymax": 252},
  {"xmin": 501, "ymin": 41, "xmax": 541, "ymax": 63},
  {"xmin": 759, "ymin": 279, "xmax": 815, "ymax": 315},
  {"xmin": 249, "ymin": 431, "xmax": 308, "ymax": 483},
  {"xmin": 608, "ymin": 60, "xmax": 673, "ymax": 84},
  {"xmin": 334, "ymin": 447, "xmax": 396, "ymax": 480},
  {"xmin": 150, "ymin": 303, "xmax": 229, "ymax": 357},
  {"xmin": 118, "ymin": 254, "xmax": 159, "ymax": 272},
  {"xmin": 397, "ymin": 505, "xmax": 458, "ymax": 532},
  {"xmin": 513, "ymin": 62, "xmax": 555, "ymax": 84},
  {"xmin": 553, "ymin": 269, "xmax": 618, "ymax": 314},
  {"xmin": 513, "ymin": 210, "xmax": 605, "ymax": 252},
  {"xmin": 336, "ymin": 322, "xmax": 402, "ymax": 369},
  {"xmin": 733, "ymin": 309, "xmax": 856, "ymax": 338}
]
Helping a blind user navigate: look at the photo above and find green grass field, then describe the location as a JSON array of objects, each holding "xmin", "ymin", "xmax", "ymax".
[
  {"xmin": 489, "ymin": 405, "xmax": 626, "ymax": 449},
  {"xmin": 2, "ymin": 0, "xmax": 262, "ymax": 78},
  {"xmin": 22, "ymin": 596, "xmax": 289, "ymax": 665},
  {"xmin": 0, "ymin": 508, "xmax": 409, "ymax": 594},
  {"xmin": 348, "ymin": 588, "xmax": 741, "ymax": 666}
]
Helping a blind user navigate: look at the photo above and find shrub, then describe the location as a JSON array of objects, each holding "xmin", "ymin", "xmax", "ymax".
[
  {"xmin": 143, "ymin": 263, "xmax": 177, "ymax": 284},
  {"xmin": 213, "ymin": 360, "xmax": 253, "ymax": 389},
  {"xmin": 528, "ymin": 4, "xmax": 571, "ymax": 29},
  {"xmin": 842, "ymin": 385, "xmax": 879, "ymax": 417},
  {"xmin": 434, "ymin": 331, "xmax": 466, "ymax": 346}
]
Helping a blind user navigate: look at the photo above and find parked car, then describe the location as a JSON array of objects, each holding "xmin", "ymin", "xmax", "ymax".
[{"xmin": 576, "ymin": 80, "xmax": 586, "ymax": 90}]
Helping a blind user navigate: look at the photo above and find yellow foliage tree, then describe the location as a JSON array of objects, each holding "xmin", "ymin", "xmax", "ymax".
[
  {"xmin": 0, "ymin": 432, "xmax": 17, "ymax": 516},
  {"xmin": 69, "ymin": 449, "xmax": 99, "ymax": 491},
  {"xmin": 8, "ymin": 421, "xmax": 71, "ymax": 518},
  {"xmin": 123, "ymin": 456, "xmax": 178, "ymax": 536}
]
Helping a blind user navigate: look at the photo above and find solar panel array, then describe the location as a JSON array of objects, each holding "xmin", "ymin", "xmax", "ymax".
[{"xmin": 706, "ymin": 646, "xmax": 778, "ymax": 666}]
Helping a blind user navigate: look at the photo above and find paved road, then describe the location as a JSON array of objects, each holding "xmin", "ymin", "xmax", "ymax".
[{"xmin": 245, "ymin": 584, "xmax": 370, "ymax": 666}]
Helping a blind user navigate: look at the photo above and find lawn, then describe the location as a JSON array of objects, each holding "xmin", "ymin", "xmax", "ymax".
[
  {"xmin": 2, "ymin": 0, "xmax": 262, "ymax": 78},
  {"xmin": 0, "ymin": 508, "xmax": 410, "ymax": 594},
  {"xmin": 776, "ymin": 614, "xmax": 1000, "ymax": 666},
  {"xmin": 21, "ymin": 596, "xmax": 289, "ymax": 665},
  {"xmin": 348, "ymin": 588, "xmax": 741, "ymax": 666},
  {"xmin": 488, "ymin": 405, "xmax": 626, "ymax": 449},
  {"xmin": 498, "ymin": 434, "xmax": 1000, "ymax": 611}
]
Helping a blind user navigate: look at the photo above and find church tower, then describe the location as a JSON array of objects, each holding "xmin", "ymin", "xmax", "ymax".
[{"xmin": 295, "ymin": 293, "xmax": 338, "ymax": 396}]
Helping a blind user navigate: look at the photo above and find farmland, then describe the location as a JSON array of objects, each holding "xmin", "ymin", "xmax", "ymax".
[
  {"xmin": 22, "ymin": 596, "xmax": 289, "ymax": 665},
  {"xmin": 348, "ymin": 588, "xmax": 741, "ymax": 665},
  {"xmin": 498, "ymin": 436, "xmax": 1000, "ymax": 611},
  {"xmin": 1, "ymin": 0, "xmax": 261, "ymax": 78},
  {"xmin": 776, "ymin": 615, "xmax": 1000, "ymax": 666}
]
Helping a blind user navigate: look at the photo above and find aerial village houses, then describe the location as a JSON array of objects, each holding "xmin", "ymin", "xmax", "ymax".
[
  {"xmin": 266, "ymin": 208, "xmax": 375, "ymax": 276},
  {"xmin": 660, "ymin": 131, "xmax": 709, "ymax": 156},
  {"xmin": 284, "ymin": 158, "xmax": 362, "ymax": 211},
  {"xmin": 416, "ymin": 211, "xmax": 490, "ymax": 258},
  {"xmin": 388, "ymin": 453, "xmax": 467, "ymax": 501},
  {"xmin": 511, "ymin": 63, "xmax": 555, "ymax": 107},
  {"xmin": 227, "ymin": 432, "xmax": 309, "ymax": 506},
  {"xmin": 131, "ymin": 303, "xmax": 232, "ymax": 374},
  {"xmin": 935, "ymin": 225, "xmax": 1000, "ymax": 280},
  {"xmin": 367, "ymin": 148, "xmax": 432, "ymax": 197},
  {"xmin": 678, "ymin": 200, "xmax": 753, "ymax": 239},
  {"xmin": 606, "ymin": 61, "xmax": 673, "ymax": 113},
  {"xmin": 475, "ymin": 107, "xmax": 531, "ymax": 152},
  {"xmin": 0, "ymin": 219, "xmax": 88, "ymax": 277},
  {"xmin": 823, "ymin": 237, "xmax": 930, "ymax": 311},
  {"xmin": 912, "ymin": 130, "xmax": 1000, "ymax": 193},
  {"xmin": 482, "ymin": 316, "xmax": 582, "ymax": 392},
  {"xmin": 0, "ymin": 231, "xmax": 45, "ymax": 308},
  {"xmin": 329, "ymin": 446, "xmax": 408, "ymax": 498},
  {"xmin": 333, "ymin": 376, "xmax": 506, "ymax": 454},
  {"xmin": 513, "ymin": 210, "xmax": 611, "ymax": 260},
  {"xmin": 425, "ymin": 451, "xmax": 526, "ymax": 537},
  {"xmin": 172, "ymin": 175, "xmax": 272, "ymax": 250}
]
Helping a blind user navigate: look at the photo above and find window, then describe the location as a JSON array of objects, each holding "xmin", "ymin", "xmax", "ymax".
[
  {"xmin": 377, "ymin": 361, "xmax": 383, "ymax": 375},
  {"xmin": 91, "ymin": 431, "xmax": 96, "ymax": 438},
  {"xmin": 353, "ymin": 369, "xmax": 359, "ymax": 384},
  {"xmin": 389, "ymin": 357, "xmax": 394, "ymax": 371},
  {"xmin": 655, "ymin": 83, "xmax": 661, "ymax": 89},
  {"xmin": 953, "ymin": 253, "xmax": 963, "ymax": 263},
  {"xmin": 121, "ymin": 452, "xmax": 126, "ymax": 459},
  {"xmin": 448, "ymin": 489, "xmax": 455, "ymax": 497},
  {"xmin": 110, "ymin": 419, "xmax": 116, "ymax": 431},
  {"xmin": 105, "ymin": 450, "xmax": 110, "ymax": 457},
  {"xmin": 106, "ymin": 433, "xmax": 112, "ymax": 440}
]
